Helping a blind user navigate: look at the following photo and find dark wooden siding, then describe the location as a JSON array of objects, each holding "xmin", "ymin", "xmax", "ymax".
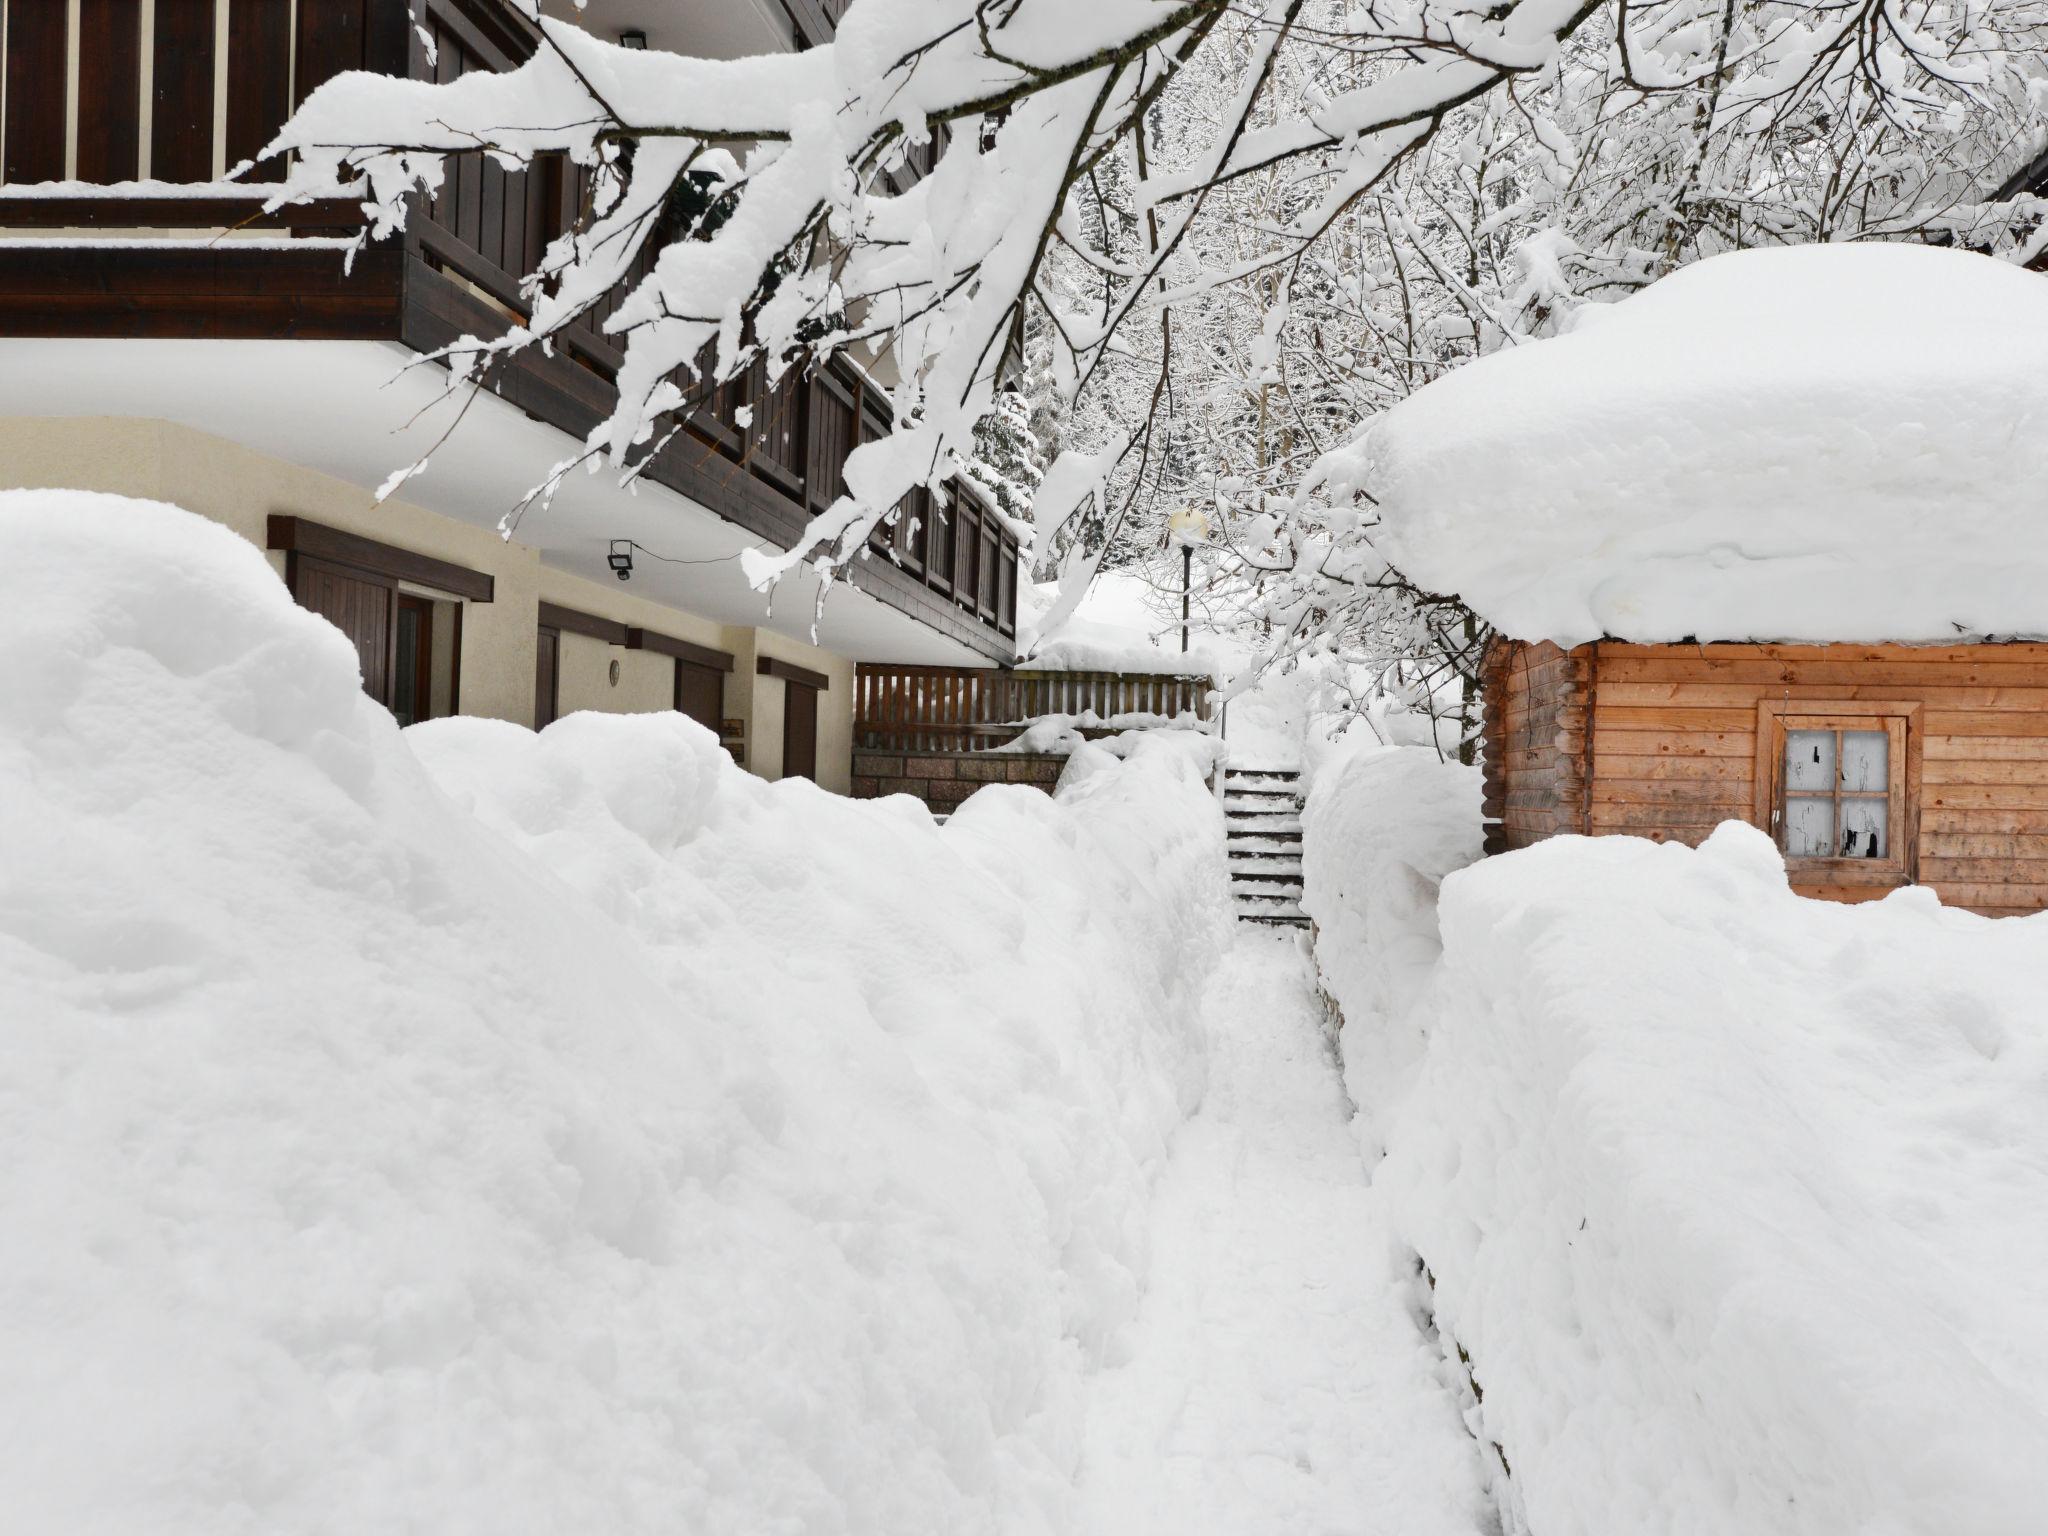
[{"xmin": 76, "ymin": 0, "xmax": 143, "ymax": 182}]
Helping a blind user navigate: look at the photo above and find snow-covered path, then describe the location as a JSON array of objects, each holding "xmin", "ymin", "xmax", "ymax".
[{"xmin": 1074, "ymin": 928, "xmax": 1494, "ymax": 1536}]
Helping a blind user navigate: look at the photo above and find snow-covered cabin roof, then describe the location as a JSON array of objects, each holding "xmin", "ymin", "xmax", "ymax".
[{"xmin": 1350, "ymin": 243, "xmax": 2048, "ymax": 647}]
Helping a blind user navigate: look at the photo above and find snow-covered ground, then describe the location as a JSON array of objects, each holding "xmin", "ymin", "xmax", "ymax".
[
  {"xmin": 0, "ymin": 490, "xmax": 1235, "ymax": 1535},
  {"xmin": 1305, "ymin": 746, "xmax": 2048, "ymax": 1536},
  {"xmin": 1074, "ymin": 927, "xmax": 1492, "ymax": 1536}
]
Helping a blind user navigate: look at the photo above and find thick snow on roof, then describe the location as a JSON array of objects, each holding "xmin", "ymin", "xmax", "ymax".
[{"xmin": 1354, "ymin": 243, "xmax": 2048, "ymax": 646}]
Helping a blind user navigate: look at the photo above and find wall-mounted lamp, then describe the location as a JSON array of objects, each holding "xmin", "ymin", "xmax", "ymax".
[
  {"xmin": 608, "ymin": 539, "xmax": 634, "ymax": 581},
  {"xmin": 618, "ymin": 29, "xmax": 647, "ymax": 48}
]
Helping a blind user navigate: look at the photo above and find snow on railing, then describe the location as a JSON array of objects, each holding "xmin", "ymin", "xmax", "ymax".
[{"xmin": 856, "ymin": 664, "xmax": 1212, "ymax": 753}]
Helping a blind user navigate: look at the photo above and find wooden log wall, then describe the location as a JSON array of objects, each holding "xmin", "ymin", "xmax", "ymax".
[
  {"xmin": 1480, "ymin": 638, "xmax": 1592, "ymax": 854},
  {"xmin": 1483, "ymin": 638, "xmax": 2048, "ymax": 916}
]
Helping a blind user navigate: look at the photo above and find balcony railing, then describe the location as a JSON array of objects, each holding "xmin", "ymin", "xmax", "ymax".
[
  {"xmin": 0, "ymin": 0, "xmax": 1019, "ymax": 659},
  {"xmin": 855, "ymin": 665, "xmax": 1213, "ymax": 753}
]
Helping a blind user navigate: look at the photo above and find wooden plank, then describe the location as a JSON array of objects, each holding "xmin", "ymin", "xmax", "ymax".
[
  {"xmin": 1592, "ymin": 754, "xmax": 1752, "ymax": 783},
  {"xmin": 1923, "ymin": 759, "xmax": 2048, "ymax": 785},
  {"xmin": 1590, "ymin": 802, "xmax": 1754, "ymax": 829},
  {"xmin": 76, "ymin": 0, "xmax": 143, "ymax": 182},
  {"xmin": 1594, "ymin": 655, "xmax": 2048, "ymax": 687},
  {"xmin": 1594, "ymin": 705, "xmax": 1758, "ymax": 733},
  {"xmin": 1922, "ymin": 734, "xmax": 2048, "ymax": 760},
  {"xmin": 757, "ymin": 655, "xmax": 831, "ymax": 692},
  {"xmin": 1599, "ymin": 681, "xmax": 2048, "ymax": 711},
  {"xmin": 4, "ymin": 0, "xmax": 69, "ymax": 182},
  {"xmin": 1590, "ymin": 729, "xmax": 1753, "ymax": 758},
  {"xmin": 267, "ymin": 515, "xmax": 494, "ymax": 602},
  {"xmin": 151, "ymin": 0, "xmax": 218, "ymax": 182},
  {"xmin": 1597, "ymin": 640, "xmax": 2048, "ymax": 664},
  {"xmin": 226, "ymin": 0, "xmax": 294, "ymax": 179},
  {"xmin": 295, "ymin": 0, "xmax": 367, "ymax": 108},
  {"xmin": 1591, "ymin": 779, "xmax": 1754, "ymax": 806},
  {"xmin": 1915, "ymin": 882, "xmax": 2048, "ymax": 910},
  {"xmin": 1923, "ymin": 713, "xmax": 2048, "ymax": 738},
  {"xmin": 1918, "ymin": 856, "xmax": 2048, "ymax": 883},
  {"xmin": 1923, "ymin": 785, "xmax": 2048, "ymax": 811},
  {"xmin": 536, "ymin": 601, "xmax": 627, "ymax": 645},
  {"xmin": 1922, "ymin": 807, "xmax": 2048, "ymax": 834},
  {"xmin": 0, "ymin": 192, "xmax": 362, "ymax": 227},
  {"xmin": 1921, "ymin": 832, "xmax": 2048, "ymax": 860},
  {"xmin": 626, "ymin": 626, "xmax": 734, "ymax": 671},
  {"xmin": 1790, "ymin": 884, "xmax": 1900, "ymax": 905}
]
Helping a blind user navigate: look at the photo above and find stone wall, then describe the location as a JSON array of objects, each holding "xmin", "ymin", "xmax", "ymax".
[{"xmin": 852, "ymin": 748, "xmax": 1067, "ymax": 813}]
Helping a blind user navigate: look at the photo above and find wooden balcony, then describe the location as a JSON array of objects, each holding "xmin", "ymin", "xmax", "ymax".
[
  {"xmin": 855, "ymin": 665, "xmax": 1213, "ymax": 752},
  {"xmin": 0, "ymin": 0, "xmax": 1018, "ymax": 661}
]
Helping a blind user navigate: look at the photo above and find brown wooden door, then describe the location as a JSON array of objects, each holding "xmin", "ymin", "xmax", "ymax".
[
  {"xmin": 675, "ymin": 658, "xmax": 722, "ymax": 734},
  {"xmin": 391, "ymin": 593, "xmax": 434, "ymax": 726},
  {"xmin": 535, "ymin": 624, "xmax": 560, "ymax": 729},
  {"xmin": 291, "ymin": 555, "xmax": 394, "ymax": 705},
  {"xmin": 782, "ymin": 680, "xmax": 818, "ymax": 781}
]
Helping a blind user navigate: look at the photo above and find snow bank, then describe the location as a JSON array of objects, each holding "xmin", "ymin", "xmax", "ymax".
[
  {"xmin": 1298, "ymin": 746, "xmax": 1482, "ymax": 1147},
  {"xmin": 1338, "ymin": 243, "xmax": 2048, "ymax": 646},
  {"xmin": 0, "ymin": 490, "xmax": 1232, "ymax": 1535},
  {"xmin": 1309, "ymin": 762, "xmax": 2048, "ymax": 1532}
]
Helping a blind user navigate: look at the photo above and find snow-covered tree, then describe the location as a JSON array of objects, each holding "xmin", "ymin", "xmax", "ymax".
[{"xmin": 266, "ymin": 0, "xmax": 2048, "ymax": 668}]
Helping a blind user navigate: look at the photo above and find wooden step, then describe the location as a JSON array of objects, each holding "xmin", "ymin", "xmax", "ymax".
[{"xmin": 1231, "ymin": 871, "xmax": 1304, "ymax": 889}]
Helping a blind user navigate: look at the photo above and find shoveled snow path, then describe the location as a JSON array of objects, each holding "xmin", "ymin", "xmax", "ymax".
[{"xmin": 1074, "ymin": 927, "xmax": 1494, "ymax": 1536}]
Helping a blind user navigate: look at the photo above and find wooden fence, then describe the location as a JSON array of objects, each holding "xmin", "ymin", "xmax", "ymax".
[{"xmin": 856, "ymin": 664, "xmax": 1212, "ymax": 752}]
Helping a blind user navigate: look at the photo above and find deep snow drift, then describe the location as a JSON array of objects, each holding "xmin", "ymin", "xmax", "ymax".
[
  {"xmin": 1323, "ymin": 244, "xmax": 2048, "ymax": 646},
  {"xmin": 1305, "ymin": 750, "xmax": 2048, "ymax": 1536},
  {"xmin": 0, "ymin": 490, "xmax": 1234, "ymax": 1535}
]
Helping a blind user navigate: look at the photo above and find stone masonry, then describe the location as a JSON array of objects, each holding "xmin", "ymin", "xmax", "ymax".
[{"xmin": 851, "ymin": 748, "xmax": 1067, "ymax": 813}]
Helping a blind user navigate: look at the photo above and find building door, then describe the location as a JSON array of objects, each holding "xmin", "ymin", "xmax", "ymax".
[
  {"xmin": 292, "ymin": 556, "xmax": 394, "ymax": 705},
  {"xmin": 782, "ymin": 680, "xmax": 818, "ymax": 781},
  {"xmin": 535, "ymin": 624, "xmax": 561, "ymax": 729},
  {"xmin": 391, "ymin": 594, "xmax": 435, "ymax": 727},
  {"xmin": 675, "ymin": 658, "xmax": 723, "ymax": 734}
]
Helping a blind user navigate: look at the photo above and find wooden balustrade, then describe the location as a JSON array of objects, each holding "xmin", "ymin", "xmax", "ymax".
[{"xmin": 856, "ymin": 665, "xmax": 1213, "ymax": 752}]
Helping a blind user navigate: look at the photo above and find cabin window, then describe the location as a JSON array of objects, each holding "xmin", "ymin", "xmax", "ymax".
[{"xmin": 1758, "ymin": 706, "xmax": 1914, "ymax": 881}]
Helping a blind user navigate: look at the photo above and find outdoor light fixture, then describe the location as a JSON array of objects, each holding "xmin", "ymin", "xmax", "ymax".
[
  {"xmin": 618, "ymin": 29, "xmax": 647, "ymax": 48},
  {"xmin": 608, "ymin": 539, "xmax": 634, "ymax": 581}
]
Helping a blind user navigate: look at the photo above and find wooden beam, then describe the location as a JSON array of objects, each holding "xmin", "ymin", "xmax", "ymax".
[
  {"xmin": 627, "ymin": 628, "xmax": 735, "ymax": 672},
  {"xmin": 267, "ymin": 515, "xmax": 494, "ymax": 602},
  {"xmin": 537, "ymin": 601, "xmax": 627, "ymax": 645},
  {"xmin": 758, "ymin": 655, "xmax": 831, "ymax": 692}
]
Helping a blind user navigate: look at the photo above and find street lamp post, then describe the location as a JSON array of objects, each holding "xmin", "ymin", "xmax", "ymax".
[{"xmin": 1165, "ymin": 506, "xmax": 1212, "ymax": 654}]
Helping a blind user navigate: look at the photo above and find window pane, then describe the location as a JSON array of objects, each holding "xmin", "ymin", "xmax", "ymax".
[
  {"xmin": 1785, "ymin": 730, "xmax": 1834, "ymax": 792},
  {"xmin": 1840, "ymin": 730, "xmax": 1888, "ymax": 792},
  {"xmin": 1839, "ymin": 799, "xmax": 1888, "ymax": 859},
  {"xmin": 1784, "ymin": 796, "xmax": 1835, "ymax": 857}
]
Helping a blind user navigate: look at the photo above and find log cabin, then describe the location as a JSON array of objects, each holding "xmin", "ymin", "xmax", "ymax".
[
  {"xmin": 1356, "ymin": 242, "xmax": 2048, "ymax": 915},
  {"xmin": 1480, "ymin": 639, "xmax": 2048, "ymax": 915}
]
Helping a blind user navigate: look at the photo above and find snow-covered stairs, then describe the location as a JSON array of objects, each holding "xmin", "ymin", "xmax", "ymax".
[{"xmin": 1224, "ymin": 767, "xmax": 1308, "ymax": 926}]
